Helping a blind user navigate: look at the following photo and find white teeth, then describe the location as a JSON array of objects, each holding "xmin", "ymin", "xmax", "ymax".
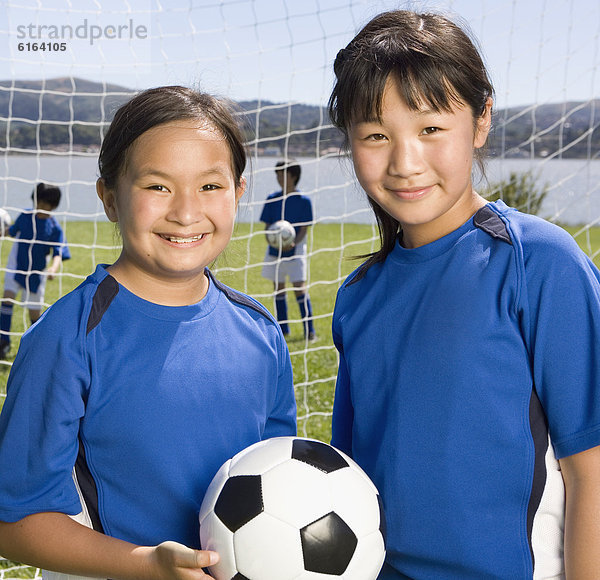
[{"xmin": 164, "ymin": 234, "xmax": 204, "ymax": 244}]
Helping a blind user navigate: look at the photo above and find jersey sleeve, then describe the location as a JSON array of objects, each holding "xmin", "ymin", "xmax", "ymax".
[
  {"xmin": 263, "ymin": 329, "xmax": 297, "ymax": 438},
  {"xmin": 519, "ymin": 223, "xmax": 600, "ymax": 459},
  {"xmin": 289, "ymin": 196, "xmax": 313, "ymax": 226},
  {"xmin": 260, "ymin": 195, "xmax": 276, "ymax": 225},
  {"xmin": 51, "ymin": 223, "xmax": 71, "ymax": 260},
  {"xmin": 300, "ymin": 197, "xmax": 313, "ymax": 224},
  {"xmin": 0, "ymin": 297, "xmax": 90, "ymax": 522},
  {"xmin": 8, "ymin": 212, "xmax": 26, "ymax": 238}
]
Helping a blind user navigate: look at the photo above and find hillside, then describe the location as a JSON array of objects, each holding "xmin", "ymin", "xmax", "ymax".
[
  {"xmin": 0, "ymin": 78, "xmax": 132, "ymax": 150},
  {"xmin": 493, "ymin": 101, "xmax": 600, "ymax": 158},
  {"xmin": 0, "ymin": 78, "xmax": 598, "ymax": 158}
]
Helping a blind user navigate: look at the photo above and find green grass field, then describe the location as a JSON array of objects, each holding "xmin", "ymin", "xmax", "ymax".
[{"xmin": 1, "ymin": 219, "xmax": 600, "ymax": 577}]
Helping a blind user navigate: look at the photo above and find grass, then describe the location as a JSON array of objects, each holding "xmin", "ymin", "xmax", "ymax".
[
  {"xmin": 0, "ymin": 561, "xmax": 39, "ymax": 578},
  {"xmin": 1, "ymin": 218, "xmax": 599, "ymax": 578}
]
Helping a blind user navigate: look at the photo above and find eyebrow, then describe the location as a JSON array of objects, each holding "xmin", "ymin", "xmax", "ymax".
[
  {"xmin": 416, "ymin": 107, "xmax": 451, "ymax": 117},
  {"xmin": 415, "ymin": 108, "xmax": 438, "ymax": 116},
  {"xmin": 135, "ymin": 166, "xmax": 231, "ymax": 180},
  {"xmin": 354, "ymin": 105, "xmax": 445, "ymax": 125}
]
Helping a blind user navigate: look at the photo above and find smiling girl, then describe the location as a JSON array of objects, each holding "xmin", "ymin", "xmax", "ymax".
[
  {"xmin": 0, "ymin": 86, "xmax": 296, "ymax": 580},
  {"xmin": 328, "ymin": 10, "xmax": 600, "ymax": 579}
]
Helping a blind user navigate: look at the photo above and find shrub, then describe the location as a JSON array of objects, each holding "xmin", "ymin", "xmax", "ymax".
[{"xmin": 484, "ymin": 170, "xmax": 549, "ymax": 215}]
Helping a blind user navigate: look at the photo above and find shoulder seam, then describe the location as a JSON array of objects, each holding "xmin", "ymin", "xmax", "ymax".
[
  {"xmin": 486, "ymin": 205, "xmax": 527, "ymax": 349},
  {"xmin": 207, "ymin": 270, "xmax": 275, "ymax": 322},
  {"xmin": 473, "ymin": 205, "xmax": 513, "ymax": 245}
]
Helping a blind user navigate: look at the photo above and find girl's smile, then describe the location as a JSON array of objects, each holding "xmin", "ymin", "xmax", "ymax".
[
  {"xmin": 387, "ymin": 185, "xmax": 435, "ymax": 201},
  {"xmin": 159, "ymin": 233, "xmax": 206, "ymax": 245}
]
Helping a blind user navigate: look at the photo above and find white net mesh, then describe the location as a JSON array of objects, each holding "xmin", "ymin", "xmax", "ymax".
[{"xmin": 0, "ymin": 0, "xmax": 599, "ymax": 576}]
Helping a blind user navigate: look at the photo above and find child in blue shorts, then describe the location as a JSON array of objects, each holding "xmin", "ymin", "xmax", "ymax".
[
  {"xmin": 328, "ymin": 10, "xmax": 600, "ymax": 578},
  {"xmin": 0, "ymin": 183, "xmax": 70, "ymax": 359},
  {"xmin": 260, "ymin": 159, "xmax": 316, "ymax": 341},
  {"xmin": 0, "ymin": 86, "xmax": 297, "ymax": 579}
]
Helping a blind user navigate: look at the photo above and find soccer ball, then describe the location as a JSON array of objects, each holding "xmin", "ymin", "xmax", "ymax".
[
  {"xmin": 265, "ymin": 220, "xmax": 296, "ymax": 251},
  {"xmin": 0, "ymin": 208, "xmax": 11, "ymax": 236},
  {"xmin": 199, "ymin": 437, "xmax": 386, "ymax": 580}
]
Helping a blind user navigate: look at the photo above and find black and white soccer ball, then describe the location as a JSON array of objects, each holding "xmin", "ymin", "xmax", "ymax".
[
  {"xmin": 265, "ymin": 220, "xmax": 296, "ymax": 251},
  {"xmin": 199, "ymin": 436, "xmax": 386, "ymax": 580}
]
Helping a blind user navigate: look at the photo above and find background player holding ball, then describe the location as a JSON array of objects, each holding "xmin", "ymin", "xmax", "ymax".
[{"xmin": 260, "ymin": 159, "xmax": 316, "ymax": 341}]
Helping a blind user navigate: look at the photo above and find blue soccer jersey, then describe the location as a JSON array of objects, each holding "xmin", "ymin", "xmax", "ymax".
[
  {"xmin": 0, "ymin": 265, "xmax": 296, "ymax": 549},
  {"xmin": 260, "ymin": 190, "xmax": 313, "ymax": 258},
  {"xmin": 331, "ymin": 201, "xmax": 600, "ymax": 578},
  {"xmin": 8, "ymin": 210, "xmax": 70, "ymax": 293}
]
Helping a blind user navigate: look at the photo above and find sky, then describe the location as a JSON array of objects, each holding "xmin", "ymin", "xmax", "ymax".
[{"xmin": 0, "ymin": 0, "xmax": 598, "ymax": 110}]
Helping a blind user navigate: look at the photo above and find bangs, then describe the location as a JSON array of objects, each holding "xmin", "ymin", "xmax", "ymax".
[
  {"xmin": 394, "ymin": 65, "xmax": 465, "ymax": 115},
  {"xmin": 332, "ymin": 54, "xmax": 465, "ymax": 129}
]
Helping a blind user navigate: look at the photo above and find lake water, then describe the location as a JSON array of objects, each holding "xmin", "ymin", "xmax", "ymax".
[{"xmin": 0, "ymin": 154, "xmax": 598, "ymax": 226}]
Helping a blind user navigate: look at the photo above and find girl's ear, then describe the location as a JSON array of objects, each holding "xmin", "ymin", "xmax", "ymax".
[
  {"xmin": 474, "ymin": 97, "xmax": 493, "ymax": 149},
  {"xmin": 96, "ymin": 178, "xmax": 118, "ymax": 223},
  {"xmin": 235, "ymin": 176, "xmax": 246, "ymax": 209}
]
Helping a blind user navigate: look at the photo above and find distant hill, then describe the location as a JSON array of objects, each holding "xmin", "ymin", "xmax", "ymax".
[
  {"xmin": 0, "ymin": 78, "xmax": 598, "ymax": 158},
  {"xmin": 492, "ymin": 101, "xmax": 600, "ymax": 159},
  {"xmin": 0, "ymin": 78, "xmax": 133, "ymax": 150}
]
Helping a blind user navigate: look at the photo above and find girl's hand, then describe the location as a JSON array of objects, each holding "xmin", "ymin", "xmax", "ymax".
[{"xmin": 149, "ymin": 541, "xmax": 219, "ymax": 579}]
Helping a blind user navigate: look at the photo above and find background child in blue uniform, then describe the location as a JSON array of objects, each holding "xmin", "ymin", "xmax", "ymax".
[
  {"xmin": 260, "ymin": 159, "xmax": 316, "ymax": 341},
  {"xmin": 0, "ymin": 86, "xmax": 296, "ymax": 579},
  {"xmin": 328, "ymin": 10, "xmax": 600, "ymax": 578},
  {"xmin": 0, "ymin": 182, "xmax": 70, "ymax": 359}
]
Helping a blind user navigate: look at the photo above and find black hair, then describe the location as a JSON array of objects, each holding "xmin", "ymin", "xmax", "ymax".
[
  {"xmin": 275, "ymin": 158, "xmax": 301, "ymax": 186},
  {"xmin": 32, "ymin": 182, "xmax": 61, "ymax": 209},
  {"xmin": 328, "ymin": 10, "xmax": 494, "ymax": 278},
  {"xmin": 98, "ymin": 86, "xmax": 247, "ymax": 190}
]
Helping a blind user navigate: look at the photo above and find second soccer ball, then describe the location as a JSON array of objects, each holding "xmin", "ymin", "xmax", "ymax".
[{"xmin": 265, "ymin": 220, "xmax": 296, "ymax": 251}]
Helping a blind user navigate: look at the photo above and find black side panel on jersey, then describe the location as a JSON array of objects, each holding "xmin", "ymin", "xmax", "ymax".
[
  {"xmin": 74, "ymin": 439, "xmax": 105, "ymax": 533},
  {"xmin": 86, "ymin": 275, "xmax": 120, "ymax": 335},
  {"xmin": 473, "ymin": 205, "xmax": 513, "ymax": 245},
  {"xmin": 526, "ymin": 388, "xmax": 550, "ymax": 568},
  {"xmin": 75, "ymin": 274, "xmax": 118, "ymax": 535}
]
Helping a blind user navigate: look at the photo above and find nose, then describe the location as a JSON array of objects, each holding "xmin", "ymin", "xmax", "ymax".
[
  {"xmin": 388, "ymin": 138, "xmax": 425, "ymax": 178},
  {"xmin": 166, "ymin": 190, "xmax": 203, "ymax": 226}
]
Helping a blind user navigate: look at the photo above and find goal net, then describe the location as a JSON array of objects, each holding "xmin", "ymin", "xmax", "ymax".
[{"xmin": 0, "ymin": 0, "xmax": 599, "ymax": 575}]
